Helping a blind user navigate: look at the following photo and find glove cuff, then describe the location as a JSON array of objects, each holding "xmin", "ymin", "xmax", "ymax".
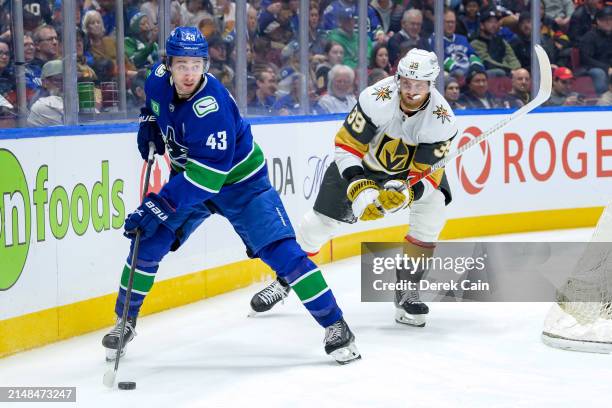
[{"xmin": 347, "ymin": 178, "xmax": 378, "ymax": 202}]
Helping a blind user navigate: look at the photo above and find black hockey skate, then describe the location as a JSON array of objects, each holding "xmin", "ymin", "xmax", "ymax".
[
  {"xmin": 324, "ymin": 318, "xmax": 361, "ymax": 364},
  {"xmin": 395, "ymin": 288, "xmax": 429, "ymax": 327},
  {"xmin": 249, "ymin": 277, "xmax": 291, "ymax": 316},
  {"xmin": 102, "ymin": 316, "xmax": 137, "ymax": 361}
]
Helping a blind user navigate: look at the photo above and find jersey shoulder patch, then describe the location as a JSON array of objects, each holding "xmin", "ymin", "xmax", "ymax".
[
  {"xmin": 192, "ymin": 95, "xmax": 219, "ymax": 118},
  {"xmin": 358, "ymin": 76, "xmax": 397, "ymax": 126}
]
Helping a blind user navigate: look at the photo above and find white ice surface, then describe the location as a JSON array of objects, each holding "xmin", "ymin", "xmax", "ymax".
[{"xmin": 1, "ymin": 228, "xmax": 611, "ymax": 408}]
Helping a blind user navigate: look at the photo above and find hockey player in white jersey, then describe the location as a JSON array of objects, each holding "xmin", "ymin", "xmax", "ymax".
[{"xmin": 250, "ymin": 48, "xmax": 458, "ymax": 327}]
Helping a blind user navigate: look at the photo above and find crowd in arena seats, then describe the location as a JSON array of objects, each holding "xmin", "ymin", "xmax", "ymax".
[{"xmin": 0, "ymin": 0, "xmax": 610, "ymax": 125}]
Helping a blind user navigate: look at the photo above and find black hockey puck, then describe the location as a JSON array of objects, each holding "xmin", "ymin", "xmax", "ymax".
[{"xmin": 118, "ymin": 381, "xmax": 136, "ymax": 390}]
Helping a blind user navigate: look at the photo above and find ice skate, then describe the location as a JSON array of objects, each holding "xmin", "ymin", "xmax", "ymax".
[
  {"xmin": 395, "ymin": 288, "xmax": 429, "ymax": 327},
  {"xmin": 324, "ymin": 318, "xmax": 361, "ymax": 364},
  {"xmin": 102, "ymin": 316, "xmax": 137, "ymax": 361},
  {"xmin": 249, "ymin": 278, "xmax": 291, "ymax": 316}
]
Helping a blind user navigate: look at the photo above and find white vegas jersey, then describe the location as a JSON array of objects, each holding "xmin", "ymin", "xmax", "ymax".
[{"xmin": 334, "ymin": 76, "xmax": 458, "ymax": 199}]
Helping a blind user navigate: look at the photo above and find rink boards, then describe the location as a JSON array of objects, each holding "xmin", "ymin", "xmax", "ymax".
[{"xmin": 1, "ymin": 107, "xmax": 611, "ymax": 357}]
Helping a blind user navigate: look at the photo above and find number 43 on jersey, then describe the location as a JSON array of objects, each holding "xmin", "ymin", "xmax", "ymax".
[{"xmin": 206, "ymin": 131, "xmax": 227, "ymax": 150}]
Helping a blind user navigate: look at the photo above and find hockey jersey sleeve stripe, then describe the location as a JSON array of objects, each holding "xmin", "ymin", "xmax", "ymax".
[
  {"xmin": 183, "ymin": 172, "xmax": 221, "ymax": 193},
  {"xmin": 225, "ymin": 143, "xmax": 265, "ymax": 184},
  {"xmin": 185, "ymin": 160, "xmax": 228, "ymax": 193},
  {"xmin": 334, "ymin": 126, "xmax": 368, "ymax": 158},
  {"xmin": 409, "ymin": 163, "xmax": 444, "ymax": 188}
]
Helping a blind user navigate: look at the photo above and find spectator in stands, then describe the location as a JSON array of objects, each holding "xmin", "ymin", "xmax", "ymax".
[
  {"xmin": 170, "ymin": 0, "xmax": 183, "ymax": 29},
  {"xmin": 23, "ymin": 34, "xmax": 41, "ymax": 90},
  {"xmin": 93, "ymin": 0, "xmax": 120, "ymax": 35},
  {"xmin": 541, "ymin": 0, "xmax": 574, "ymax": 31},
  {"xmin": 140, "ymin": 0, "xmax": 160, "ymax": 29},
  {"xmin": 28, "ymin": 60, "xmax": 64, "ymax": 126},
  {"xmin": 273, "ymin": 72, "xmax": 320, "ymax": 115},
  {"xmin": 315, "ymin": 42, "xmax": 344, "ymax": 95},
  {"xmin": 471, "ymin": 8, "xmax": 521, "ymax": 76},
  {"xmin": 545, "ymin": 67, "xmax": 585, "ymax": 106},
  {"xmin": 597, "ymin": 74, "xmax": 612, "ymax": 105},
  {"xmin": 458, "ymin": 66, "xmax": 504, "ymax": 108},
  {"xmin": 0, "ymin": 40, "xmax": 14, "ymax": 96},
  {"xmin": 249, "ymin": 69, "xmax": 278, "ymax": 115},
  {"xmin": 444, "ymin": 78, "xmax": 466, "ymax": 110},
  {"xmin": 24, "ymin": 34, "xmax": 35, "ymax": 64},
  {"xmin": 197, "ymin": 12, "xmax": 218, "ymax": 38},
  {"xmin": 322, "ymin": 0, "xmax": 384, "ymax": 41},
  {"xmin": 327, "ymin": 7, "xmax": 372, "ymax": 69},
  {"xmin": 208, "ymin": 35, "xmax": 235, "ymax": 91},
  {"xmin": 456, "ymin": 0, "xmax": 482, "ymax": 40},
  {"xmin": 371, "ymin": 0, "xmax": 394, "ymax": 33},
  {"xmin": 368, "ymin": 68, "xmax": 389, "ymax": 86},
  {"xmin": 23, "ymin": 0, "xmax": 53, "ymax": 33},
  {"xmin": 125, "ymin": 13, "xmax": 159, "ymax": 70},
  {"xmin": 432, "ymin": 8, "xmax": 483, "ymax": 79},
  {"xmin": 569, "ymin": 0, "xmax": 603, "ymax": 46},
  {"xmin": 31, "ymin": 25, "xmax": 60, "ymax": 74},
  {"xmin": 76, "ymin": 29, "xmax": 97, "ymax": 82},
  {"xmin": 503, "ymin": 68, "xmax": 530, "ymax": 108},
  {"xmin": 181, "ymin": 0, "xmax": 215, "ymax": 27},
  {"xmin": 128, "ymin": 72, "xmax": 146, "ymax": 108},
  {"xmin": 579, "ymin": 6, "xmax": 612, "ymax": 95},
  {"xmin": 214, "ymin": 0, "xmax": 236, "ymax": 38},
  {"xmin": 388, "ymin": 9, "xmax": 431, "ymax": 67},
  {"xmin": 316, "ymin": 64, "xmax": 357, "ymax": 113},
  {"xmin": 509, "ymin": 12, "xmax": 533, "ymax": 70},
  {"xmin": 369, "ymin": 43, "xmax": 392, "ymax": 75},
  {"xmin": 309, "ymin": 3, "xmax": 327, "ymax": 56},
  {"xmin": 83, "ymin": 10, "xmax": 137, "ymax": 81},
  {"xmin": 247, "ymin": 4, "xmax": 258, "ymax": 42}
]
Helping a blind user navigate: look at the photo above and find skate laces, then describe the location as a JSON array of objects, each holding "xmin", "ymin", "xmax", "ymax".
[
  {"xmin": 258, "ymin": 280, "xmax": 288, "ymax": 305},
  {"xmin": 400, "ymin": 290, "xmax": 422, "ymax": 305},
  {"xmin": 109, "ymin": 319, "xmax": 136, "ymax": 337},
  {"xmin": 325, "ymin": 321, "xmax": 343, "ymax": 344}
]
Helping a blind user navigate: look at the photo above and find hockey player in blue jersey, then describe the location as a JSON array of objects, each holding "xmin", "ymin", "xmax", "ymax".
[{"xmin": 102, "ymin": 27, "xmax": 360, "ymax": 365}]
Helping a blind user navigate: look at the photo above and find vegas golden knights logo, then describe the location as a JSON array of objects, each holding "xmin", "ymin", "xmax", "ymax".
[{"xmin": 375, "ymin": 134, "xmax": 416, "ymax": 172}]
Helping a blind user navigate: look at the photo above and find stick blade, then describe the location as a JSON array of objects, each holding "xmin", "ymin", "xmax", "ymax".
[
  {"xmin": 103, "ymin": 368, "xmax": 116, "ymax": 388},
  {"xmin": 533, "ymin": 44, "xmax": 552, "ymax": 105}
]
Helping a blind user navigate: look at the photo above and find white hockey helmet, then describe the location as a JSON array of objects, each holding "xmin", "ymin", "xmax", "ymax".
[{"xmin": 396, "ymin": 48, "xmax": 440, "ymax": 89}]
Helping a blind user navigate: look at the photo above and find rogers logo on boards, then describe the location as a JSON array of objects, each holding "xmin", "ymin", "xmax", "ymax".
[
  {"xmin": 454, "ymin": 126, "xmax": 612, "ymax": 195},
  {"xmin": 455, "ymin": 126, "xmax": 492, "ymax": 195},
  {"xmin": 140, "ymin": 154, "xmax": 172, "ymax": 196}
]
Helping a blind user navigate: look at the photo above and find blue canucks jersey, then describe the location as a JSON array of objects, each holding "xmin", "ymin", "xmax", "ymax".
[{"xmin": 145, "ymin": 63, "xmax": 266, "ymax": 209}]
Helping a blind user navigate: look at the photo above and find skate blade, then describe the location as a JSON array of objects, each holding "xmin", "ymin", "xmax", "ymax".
[
  {"xmin": 541, "ymin": 332, "xmax": 612, "ymax": 354},
  {"xmin": 329, "ymin": 342, "xmax": 361, "ymax": 365},
  {"xmin": 105, "ymin": 346, "xmax": 126, "ymax": 362},
  {"xmin": 395, "ymin": 308, "xmax": 426, "ymax": 327},
  {"xmin": 247, "ymin": 309, "xmax": 259, "ymax": 318}
]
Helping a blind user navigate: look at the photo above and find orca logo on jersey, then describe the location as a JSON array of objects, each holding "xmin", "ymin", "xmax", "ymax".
[
  {"xmin": 193, "ymin": 96, "xmax": 219, "ymax": 118},
  {"xmin": 455, "ymin": 126, "xmax": 492, "ymax": 195},
  {"xmin": 375, "ymin": 134, "xmax": 416, "ymax": 173}
]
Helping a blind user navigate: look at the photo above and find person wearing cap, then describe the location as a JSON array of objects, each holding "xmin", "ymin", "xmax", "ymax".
[
  {"xmin": 326, "ymin": 7, "xmax": 372, "ymax": 69},
  {"xmin": 544, "ymin": 67, "xmax": 584, "ymax": 106},
  {"xmin": 248, "ymin": 68, "xmax": 278, "ymax": 115},
  {"xmin": 124, "ymin": 12, "xmax": 159, "ymax": 69},
  {"xmin": 456, "ymin": 0, "xmax": 482, "ymax": 40},
  {"xmin": 470, "ymin": 8, "xmax": 521, "ymax": 76},
  {"xmin": 388, "ymin": 9, "xmax": 430, "ymax": 67},
  {"xmin": 579, "ymin": 6, "xmax": 612, "ymax": 95},
  {"xmin": 322, "ymin": 0, "xmax": 384, "ymax": 42},
  {"xmin": 458, "ymin": 66, "xmax": 504, "ymax": 108},
  {"xmin": 27, "ymin": 59, "xmax": 64, "ymax": 126}
]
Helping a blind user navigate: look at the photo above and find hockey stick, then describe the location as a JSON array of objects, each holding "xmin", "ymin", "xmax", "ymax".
[
  {"xmin": 103, "ymin": 142, "xmax": 156, "ymax": 388},
  {"xmin": 408, "ymin": 44, "xmax": 552, "ymax": 187}
]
